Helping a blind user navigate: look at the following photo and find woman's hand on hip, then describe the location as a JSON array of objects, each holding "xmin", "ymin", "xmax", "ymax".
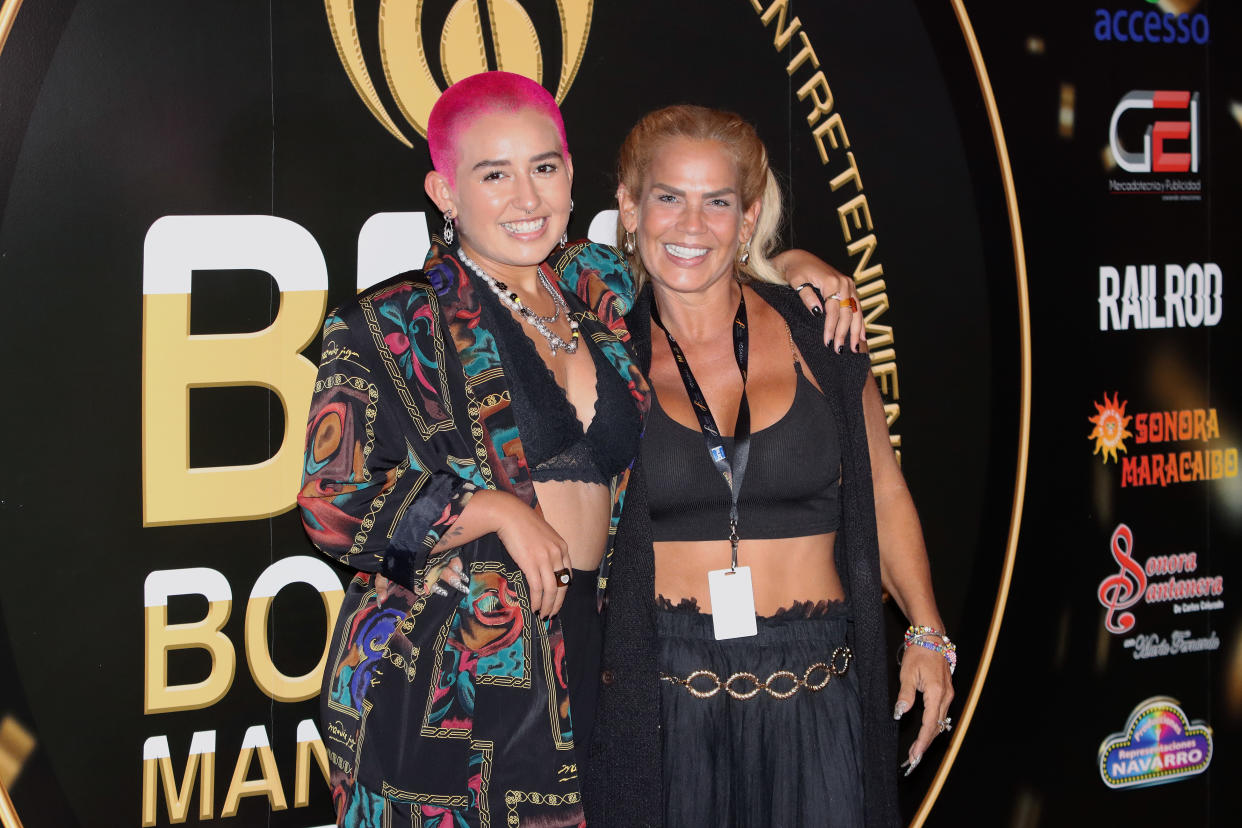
[
  {"xmin": 894, "ymin": 644, "xmax": 955, "ymax": 775},
  {"xmin": 771, "ymin": 249, "xmax": 864, "ymax": 352},
  {"xmin": 494, "ymin": 498, "xmax": 573, "ymax": 619}
]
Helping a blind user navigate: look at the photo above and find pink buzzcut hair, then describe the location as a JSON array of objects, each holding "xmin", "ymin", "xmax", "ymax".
[{"xmin": 427, "ymin": 71, "xmax": 569, "ymax": 186}]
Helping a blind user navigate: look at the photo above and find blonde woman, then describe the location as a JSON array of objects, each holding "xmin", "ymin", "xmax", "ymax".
[{"xmin": 576, "ymin": 105, "xmax": 956, "ymax": 827}]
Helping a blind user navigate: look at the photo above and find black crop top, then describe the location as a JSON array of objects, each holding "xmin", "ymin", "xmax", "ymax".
[
  {"xmin": 642, "ymin": 370, "xmax": 841, "ymax": 541},
  {"xmin": 478, "ymin": 277, "xmax": 640, "ymax": 485}
]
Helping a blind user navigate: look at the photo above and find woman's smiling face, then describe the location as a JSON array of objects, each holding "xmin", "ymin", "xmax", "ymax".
[
  {"xmin": 619, "ymin": 136, "xmax": 759, "ymax": 298},
  {"xmin": 428, "ymin": 107, "xmax": 573, "ymax": 280}
]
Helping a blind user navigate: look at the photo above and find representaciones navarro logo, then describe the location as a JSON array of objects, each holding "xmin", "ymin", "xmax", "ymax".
[
  {"xmin": 1098, "ymin": 262, "xmax": 1222, "ymax": 330},
  {"xmin": 1098, "ymin": 697, "xmax": 1212, "ymax": 789},
  {"xmin": 1108, "ymin": 90, "xmax": 1201, "ymax": 200},
  {"xmin": 1088, "ymin": 393, "xmax": 1237, "ymax": 487},
  {"xmin": 1094, "ymin": 3, "xmax": 1210, "ymax": 45}
]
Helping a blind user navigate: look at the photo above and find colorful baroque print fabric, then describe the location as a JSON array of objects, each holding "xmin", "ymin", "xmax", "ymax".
[{"xmin": 298, "ymin": 243, "xmax": 648, "ymax": 827}]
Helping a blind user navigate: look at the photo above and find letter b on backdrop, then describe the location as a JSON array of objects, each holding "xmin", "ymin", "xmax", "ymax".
[{"xmin": 142, "ymin": 215, "xmax": 327, "ymax": 525}]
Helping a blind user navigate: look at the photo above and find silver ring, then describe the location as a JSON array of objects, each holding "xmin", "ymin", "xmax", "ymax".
[
  {"xmin": 828, "ymin": 292, "xmax": 842, "ymax": 301},
  {"xmin": 794, "ymin": 282, "xmax": 815, "ymax": 294},
  {"xmin": 937, "ymin": 717, "xmax": 953, "ymax": 733}
]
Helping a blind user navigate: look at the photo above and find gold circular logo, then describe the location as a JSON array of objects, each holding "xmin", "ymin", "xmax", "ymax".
[{"xmin": 325, "ymin": 0, "xmax": 594, "ymax": 146}]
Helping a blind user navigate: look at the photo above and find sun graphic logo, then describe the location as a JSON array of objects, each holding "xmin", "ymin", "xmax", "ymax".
[
  {"xmin": 324, "ymin": 0, "xmax": 593, "ymax": 147},
  {"xmin": 1089, "ymin": 392, "xmax": 1134, "ymax": 463}
]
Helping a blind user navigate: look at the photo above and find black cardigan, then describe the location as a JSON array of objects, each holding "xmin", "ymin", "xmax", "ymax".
[{"xmin": 584, "ymin": 282, "xmax": 901, "ymax": 828}]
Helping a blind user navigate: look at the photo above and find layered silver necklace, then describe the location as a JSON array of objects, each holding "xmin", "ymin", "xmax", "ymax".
[{"xmin": 457, "ymin": 248, "xmax": 580, "ymax": 355}]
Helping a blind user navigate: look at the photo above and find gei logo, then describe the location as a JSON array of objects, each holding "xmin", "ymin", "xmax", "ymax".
[{"xmin": 1109, "ymin": 90, "xmax": 1199, "ymax": 174}]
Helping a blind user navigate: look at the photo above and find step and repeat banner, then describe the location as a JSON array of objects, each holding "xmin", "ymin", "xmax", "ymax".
[{"xmin": 0, "ymin": 1, "xmax": 1235, "ymax": 826}]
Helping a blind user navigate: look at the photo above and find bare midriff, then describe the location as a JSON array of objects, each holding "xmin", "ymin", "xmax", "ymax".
[
  {"xmin": 505, "ymin": 265, "xmax": 613, "ymax": 573},
  {"xmin": 535, "ymin": 479, "xmax": 612, "ymax": 571},
  {"xmin": 654, "ymin": 533, "xmax": 846, "ymax": 616}
]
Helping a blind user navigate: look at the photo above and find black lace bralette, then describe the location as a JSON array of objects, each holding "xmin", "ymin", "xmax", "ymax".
[{"xmin": 476, "ymin": 278, "xmax": 640, "ymax": 485}]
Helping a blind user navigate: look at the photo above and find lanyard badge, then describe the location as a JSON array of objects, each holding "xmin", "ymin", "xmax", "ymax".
[{"xmin": 652, "ymin": 292, "xmax": 757, "ymax": 640}]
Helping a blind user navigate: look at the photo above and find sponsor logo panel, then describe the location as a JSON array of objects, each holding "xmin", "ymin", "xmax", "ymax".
[
  {"xmin": 1107, "ymin": 89, "xmax": 1202, "ymax": 201},
  {"xmin": 1094, "ymin": 4, "xmax": 1210, "ymax": 45},
  {"xmin": 1098, "ymin": 263, "xmax": 1222, "ymax": 331},
  {"xmin": 1088, "ymin": 393, "xmax": 1237, "ymax": 487},
  {"xmin": 1095, "ymin": 523, "xmax": 1223, "ymax": 659},
  {"xmin": 1098, "ymin": 697, "xmax": 1213, "ymax": 789}
]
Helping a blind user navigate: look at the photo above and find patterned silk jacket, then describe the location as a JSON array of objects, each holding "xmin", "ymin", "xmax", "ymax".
[{"xmin": 298, "ymin": 241, "xmax": 648, "ymax": 826}]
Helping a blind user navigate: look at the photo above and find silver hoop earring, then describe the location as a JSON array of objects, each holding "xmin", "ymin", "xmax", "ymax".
[
  {"xmin": 560, "ymin": 230, "xmax": 569, "ymax": 247},
  {"xmin": 442, "ymin": 211, "xmax": 455, "ymax": 245},
  {"xmin": 570, "ymin": 198, "xmax": 575, "ymax": 212},
  {"xmin": 622, "ymin": 231, "xmax": 636, "ymax": 255},
  {"xmin": 738, "ymin": 239, "xmax": 751, "ymax": 266}
]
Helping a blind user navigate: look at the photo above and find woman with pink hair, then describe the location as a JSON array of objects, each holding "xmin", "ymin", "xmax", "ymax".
[{"xmin": 299, "ymin": 72, "xmax": 860, "ymax": 826}]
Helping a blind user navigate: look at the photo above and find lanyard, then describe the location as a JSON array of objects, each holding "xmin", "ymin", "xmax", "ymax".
[{"xmin": 650, "ymin": 291, "xmax": 751, "ymax": 570}]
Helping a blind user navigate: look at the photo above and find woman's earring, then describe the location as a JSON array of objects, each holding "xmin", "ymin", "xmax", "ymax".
[
  {"xmin": 442, "ymin": 210, "xmax": 455, "ymax": 245},
  {"xmin": 560, "ymin": 199, "xmax": 574, "ymax": 245},
  {"xmin": 622, "ymin": 231, "xmax": 636, "ymax": 255},
  {"xmin": 739, "ymin": 239, "xmax": 751, "ymax": 265}
]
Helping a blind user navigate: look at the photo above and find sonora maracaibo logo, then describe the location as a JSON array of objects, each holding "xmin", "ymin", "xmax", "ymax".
[
  {"xmin": 324, "ymin": 0, "xmax": 594, "ymax": 145},
  {"xmin": 1088, "ymin": 393, "xmax": 1238, "ymax": 487}
]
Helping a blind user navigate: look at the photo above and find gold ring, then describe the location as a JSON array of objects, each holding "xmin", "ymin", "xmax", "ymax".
[
  {"xmin": 554, "ymin": 568, "xmax": 572, "ymax": 587},
  {"xmin": 839, "ymin": 297, "xmax": 859, "ymax": 313}
]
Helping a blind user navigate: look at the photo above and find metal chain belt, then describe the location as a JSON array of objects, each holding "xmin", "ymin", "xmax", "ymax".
[{"xmin": 660, "ymin": 646, "xmax": 853, "ymax": 700}]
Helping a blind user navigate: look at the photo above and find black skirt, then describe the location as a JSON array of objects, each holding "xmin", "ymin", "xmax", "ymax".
[
  {"xmin": 561, "ymin": 567, "xmax": 604, "ymax": 771},
  {"xmin": 657, "ymin": 603, "xmax": 864, "ymax": 827}
]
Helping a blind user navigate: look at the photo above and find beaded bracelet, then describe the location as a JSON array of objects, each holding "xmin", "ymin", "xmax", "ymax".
[{"xmin": 900, "ymin": 625, "xmax": 958, "ymax": 675}]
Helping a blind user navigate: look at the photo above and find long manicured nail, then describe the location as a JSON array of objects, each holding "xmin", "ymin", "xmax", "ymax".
[
  {"xmin": 809, "ymin": 304, "xmax": 823, "ymax": 317},
  {"xmin": 903, "ymin": 754, "xmax": 922, "ymax": 777},
  {"xmin": 432, "ymin": 584, "xmax": 449, "ymax": 598},
  {"xmin": 893, "ymin": 701, "xmax": 909, "ymax": 720}
]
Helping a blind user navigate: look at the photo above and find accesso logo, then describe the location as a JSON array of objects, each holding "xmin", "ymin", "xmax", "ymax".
[
  {"xmin": 324, "ymin": 0, "xmax": 593, "ymax": 145},
  {"xmin": 1094, "ymin": 3, "xmax": 1209, "ymax": 44}
]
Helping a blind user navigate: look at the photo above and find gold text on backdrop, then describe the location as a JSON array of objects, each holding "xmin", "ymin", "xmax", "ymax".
[{"xmin": 746, "ymin": 0, "xmax": 904, "ymax": 455}]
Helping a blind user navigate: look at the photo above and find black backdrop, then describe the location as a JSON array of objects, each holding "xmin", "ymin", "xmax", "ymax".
[{"xmin": 0, "ymin": 1, "xmax": 1236, "ymax": 825}]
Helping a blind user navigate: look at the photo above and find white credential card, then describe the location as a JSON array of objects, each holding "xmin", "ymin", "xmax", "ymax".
[{"xmin": 708, "ymin": 566, "xmax": 758, "ymax": 640}]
